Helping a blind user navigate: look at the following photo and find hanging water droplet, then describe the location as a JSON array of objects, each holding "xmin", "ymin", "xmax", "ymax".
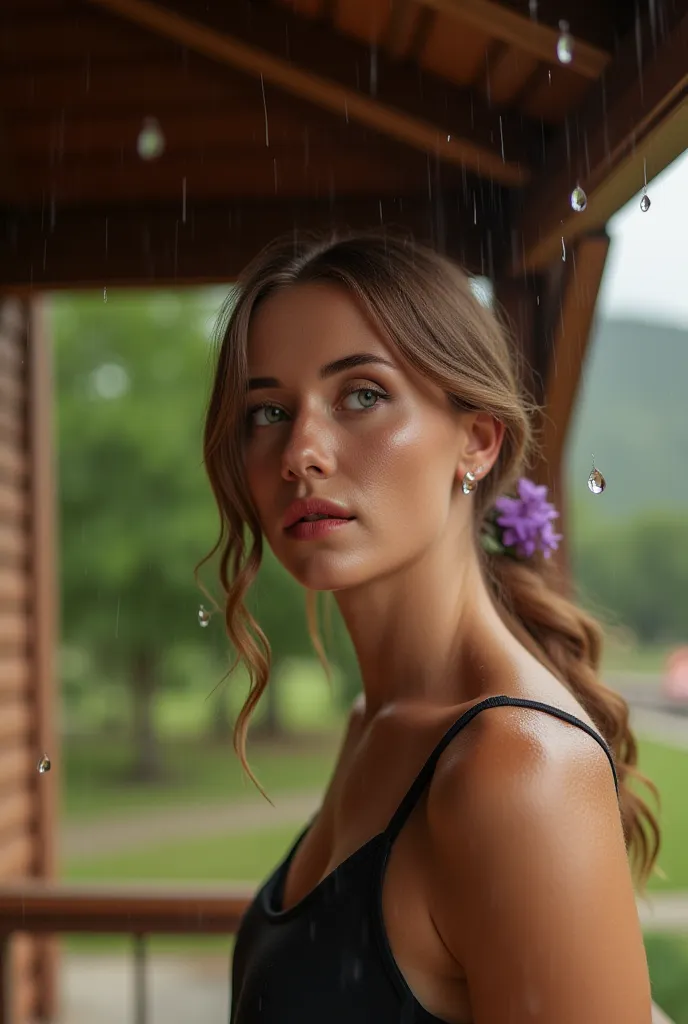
[
  {"xmin": 103, "ymin": 287, "xmax": 107, "ymax": 303},
  {"xmin": 640, "ymin": 191, "xmax": 651, "ymax": 212},
  {"xmin": 462, "ymin": 471, "xmax": 477, "ymax": 495},
  {"xmin": 198, "ymin": 605, "xmax": 211, "ymax": 628},
  {"xmin": 587, "ymin": 467, "xmax": 606, "ymax": 495},
  {"xmin": 37, "ymin": 754, "xmax": 51, "ymax": 774},
  {"xmin": 136, "ymin": 117, "xmax": 165, "ymax": 161},
  {"xmin": 570, "ymin": 185, "xmax": 587, "ymax": 212},
  {"xmin": 556, "ymin": 21, "xmax": 574, "ymax": 64}
]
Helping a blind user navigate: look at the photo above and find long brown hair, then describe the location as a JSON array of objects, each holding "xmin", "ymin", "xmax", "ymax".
[{"xmin": 196, "ymin": 231, "xmax": 660, "ymax": 892}]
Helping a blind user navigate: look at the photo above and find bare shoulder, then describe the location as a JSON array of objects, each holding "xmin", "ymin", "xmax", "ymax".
[{"xmin": 424, "ymin": 701, "xmax": 652, "ymax": 1023}]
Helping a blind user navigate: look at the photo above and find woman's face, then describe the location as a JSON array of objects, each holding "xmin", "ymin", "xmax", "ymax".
[{"xmin": 242, "ymin": 282, "xmax": 490, "ymax": 591}]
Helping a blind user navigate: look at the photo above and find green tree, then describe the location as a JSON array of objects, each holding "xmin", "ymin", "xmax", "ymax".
[
  {"xmin": 571, "ymin": 505, "xmax": 688, "ymax": 644},
  {"xmin": 54, "ymin": 290, "xmax": 358, "ymax": 779}
]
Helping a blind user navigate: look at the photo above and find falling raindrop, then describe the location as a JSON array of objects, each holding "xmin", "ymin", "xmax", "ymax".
[
  {"xmin": 260, "ymin": 73, "xmax": 269, "ymax": 146},
  {"xmin": 462, "ymin": 471, "xmax": 477, "ymax": 495},
  {"xmin": 570, "ymin": 185, "xmax": 587, "ymax": 212},
  {"xmin": 640, "ymin": 189, "xmax": 651, "ymax": 212},
  {"xmin": 103, "ymin": 287, "xmax": 108, "ymax": 303},
  {"xmin": 37, "ymin": 754, "xmax": 51, "ymax": 774},
  {"xmin": 556, "ymin": 21, "xmax": 574, "ymax": 64},
  {"xmin": 561, "ymin": 237, "xmax": 566, "ymax": 261},
  {"xmin": 136, "ymin": 117, "xmax": 165, "ymax": 161},
  {"xmin": 528, "ymin": 0, "xmax": 538, "ymax": 19},
  {"xmin": 587, "ymin": 456, "xmax": 606, "ymax": 495},
  {"xmin": 198, "ymin": 605, "xmax": 211, "ymax": 628},
  {"xmin": 182, "ymin": 177, "xmax": 187, "ymax": 224}
]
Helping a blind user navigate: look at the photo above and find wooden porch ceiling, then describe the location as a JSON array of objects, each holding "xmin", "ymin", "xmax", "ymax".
[{"xmin": 0, "ymin": 0, "xmax": 686, "ymax": 287}]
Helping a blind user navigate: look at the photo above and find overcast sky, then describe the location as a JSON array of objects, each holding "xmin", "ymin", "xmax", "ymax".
[{"xmin": 598, "ymin": 148, "xmax": 688, "ymax": 328}]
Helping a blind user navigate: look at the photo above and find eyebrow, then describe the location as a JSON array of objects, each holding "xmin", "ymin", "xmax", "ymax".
[{"xmin": 247, "ymin": 352, "xmax": 397, "ymax": 392}]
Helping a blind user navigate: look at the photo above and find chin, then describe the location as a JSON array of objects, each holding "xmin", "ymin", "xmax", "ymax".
[{"xmin": 277, "ymin": 547, "xmax": 377, "ymax": 593}]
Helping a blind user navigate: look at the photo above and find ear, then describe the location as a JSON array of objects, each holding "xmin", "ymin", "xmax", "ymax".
[{"xmin": 458, "ymin": 412, "xmax": 505, "ymax": 478}]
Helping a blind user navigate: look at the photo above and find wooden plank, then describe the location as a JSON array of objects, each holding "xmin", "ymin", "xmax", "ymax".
[
  {"xmin": 417, "ymin": 0, "xmax": 609, "ymax": 78},
  {"xmin": 0, "ymin": 343, "xmax": 24, "ymax": 385},
  {"xmin": 3, "ymin": 148, "xmax": 461, "ymax": 204},
  {"xmin": 0, "ymin": 698, "xmax": 33, "ymax": 747},
  {"xmin": 0, "ymin": 11, "xmax": 177, "ymax": 64},
  {"xmin": 0, "ymin": 748, "xmax": 34, "ymax": 795},
  {"xmin": 0, "ymin": 486, "xmax": 28, "ymax": 528},
  {"xmin": 0, "ymin": 789, "xmax": 34, "ymax": 840},
  {"xmin": 0, "ymin": 612, "xmax": 31, "ymax": 650},
  {"xmin": 515, "ymin": 4, "xmax": 688, "ymax": 273},
  {"xmin": 382, "ymin": 0, "xmax": 420, "ymax": 59},
  {"xmin": 0, "ymin": 299, "xmax": 26, "ymax": 339},
  {"xmin": 0, "ymin": 377, "xmax": 24, "ymax": 418},
  {"xmin": 0, "ymin": 55, "xmax": 281, "ymax": 113},
  {"xmin": 481, "ymin": 43, "xmax": 539, "ymax": 106},
  {"xmin": 84, "ymin": 0, "xmax": 533, "ymax": 184},
  {"xmin": 0, "ymin": 834, "xmax": 34, "ymax": 880},
  {"xmin": 0, "ymin": 192, "xmax": 503, "ymax": 288},
  {"xmin": 0, "ymin": 657, "xmax": 30, "ymax": 698},
  {"xmin": 0, "ymin": 410, "xmax": 25, "ymax": 454}
]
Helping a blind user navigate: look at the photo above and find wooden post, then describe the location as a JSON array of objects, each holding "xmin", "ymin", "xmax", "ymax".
[
  {"xmin": 26, "ymin": 296, "xmax": 61, "ymax": 1022},
  {"xmin": 530, "ymin": 233, "xmax": 611, "ymax": 582}
]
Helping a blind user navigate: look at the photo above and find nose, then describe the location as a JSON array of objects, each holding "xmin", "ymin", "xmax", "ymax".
[{"xmin": 280, "ymin": 409, "xmax": 337, "ymax": 482}]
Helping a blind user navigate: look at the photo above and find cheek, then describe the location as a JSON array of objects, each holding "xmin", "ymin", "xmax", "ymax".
[{"xmin": 353, "ymin": 418, "xmax": 453, "ymax": 497}]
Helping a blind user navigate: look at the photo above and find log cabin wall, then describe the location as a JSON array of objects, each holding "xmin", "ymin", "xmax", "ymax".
[{"xmin": 0, "ymin": 296, "xmax": 59, "ymax": 1023}]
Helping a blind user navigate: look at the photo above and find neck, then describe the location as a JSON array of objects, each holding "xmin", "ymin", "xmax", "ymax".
[{"xmin": 334, "ymin": 534, "xmax": 517, "ymax": 718}]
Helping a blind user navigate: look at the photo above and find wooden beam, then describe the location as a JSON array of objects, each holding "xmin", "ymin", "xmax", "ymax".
[
  {"xmin": 0, "ymin": 193, "xmax": 505, "ymax": 290},
  {"xmin": 383, "ymin": 0, "xmax": 419, "ymax": 60},
  {"xmin": 418, "ymin": 0, "xmax": 610, "ymax": 79},
  {"xmin": 515, "ymin": 4, "xmax": 688, "ymax": 273},
  {"xmin": 533, "ymin": 233, "xmax": 610, "ymax": 493},
  {"xmin": 83, "ymin": 0, "xmax": 533, "ymax": 185}
]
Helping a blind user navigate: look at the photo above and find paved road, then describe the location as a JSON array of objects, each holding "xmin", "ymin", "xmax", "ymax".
[{"xmin": 61, "ymin": 790, "xmax": 322, "ymax": 861}]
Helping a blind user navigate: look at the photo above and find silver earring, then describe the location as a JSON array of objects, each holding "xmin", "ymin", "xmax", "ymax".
[
  {"xmin": 462, "ymin": 470, "xmax": 477, "ymax": 495},
  {"xmin": 462, "ymin": 464, "xmax": 486, "ymax": 495}
]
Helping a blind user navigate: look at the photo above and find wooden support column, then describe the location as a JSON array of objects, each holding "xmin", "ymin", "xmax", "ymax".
[
  {"xmin": 530, "ymin": 232, "xmax": 611, "ymax": 579},
  {"xmin": 0, "ymin": 295, "xmax": 59, "ymax": 1024},
  {"xmin": 26, "ymin": 296, "xmax": 60, "ymax": 1023}
]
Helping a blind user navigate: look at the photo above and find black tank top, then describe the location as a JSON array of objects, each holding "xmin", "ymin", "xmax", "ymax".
[{"xmin": 229, "ymin": 695, "xmax": 619, "ymax": 1023}]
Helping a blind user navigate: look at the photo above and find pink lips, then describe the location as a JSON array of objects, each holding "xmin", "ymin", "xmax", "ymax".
[
  {"xmin": 282, "ymin": 497, "xmax": 354, "ymax": 531},
  {"xmin": 285, "ymin": 517, "xmax": 354, "ymax": 541}
]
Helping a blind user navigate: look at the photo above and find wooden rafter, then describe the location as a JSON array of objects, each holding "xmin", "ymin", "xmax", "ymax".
[
  {"xmin": 83, "ymin": 0, "xmax": 533, "ymax": 185},
  {"xmin": 515, "ymin": 3, "xmax": 688, "ymax": 273},
  {"xmin": 418, "ymin": 0, "xmax": 610, "ymax": 78}
]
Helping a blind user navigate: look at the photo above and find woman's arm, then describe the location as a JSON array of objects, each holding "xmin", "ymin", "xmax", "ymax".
[{"xmin": 425, "ymin": 708, "xmax": 653, "ymax": 1023}]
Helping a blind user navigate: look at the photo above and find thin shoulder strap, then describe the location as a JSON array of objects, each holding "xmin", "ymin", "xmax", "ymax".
[{"xmin": 384, "ymin": 694, "xmax": 619, "ymax": 845}]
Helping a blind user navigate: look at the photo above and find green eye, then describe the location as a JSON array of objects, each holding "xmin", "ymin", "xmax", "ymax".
[
  {"xmin": 344, "ymin": 387, "xmax": 386, "ymax": 409},
  {"xmin": 250, "ymin": 404, "xmax": 285, "ymax": 426}
]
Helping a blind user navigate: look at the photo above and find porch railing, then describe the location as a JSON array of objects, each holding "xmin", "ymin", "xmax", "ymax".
[
  {"xmin": 0, "ymin": 881, "xmax": 681, "ymax": 1024},
  {"xmin": 0, "ymin": 880, "xmax": 253, "ymax": 1024}
]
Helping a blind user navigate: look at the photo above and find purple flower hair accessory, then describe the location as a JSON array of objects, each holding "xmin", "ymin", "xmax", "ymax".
[{"xmin": 482, "ymin": 477, "xmax": 563, "ymax": 560}]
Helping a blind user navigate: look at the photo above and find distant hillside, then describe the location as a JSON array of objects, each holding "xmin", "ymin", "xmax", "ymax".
[{"xmin": 565, "ymin": 317, "xmax": 688, "ymax": 522}]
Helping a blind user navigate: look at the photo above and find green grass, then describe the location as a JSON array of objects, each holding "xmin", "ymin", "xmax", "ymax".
[
  {"xmin": 636, "ymin": 738, "xmax": 688, "ymax": 892},
  {"xmin": 62, "ymin": 734, "xmax": 339, "ymax": 822},
  {"xmin": 646, "ymin": 934, "xmax": 688, "ymax": 1024}
]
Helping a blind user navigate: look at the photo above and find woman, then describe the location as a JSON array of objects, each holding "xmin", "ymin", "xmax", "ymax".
[{"xmin": 198, "ymin": 233, "xmax": 660, "ymax": 1023}]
